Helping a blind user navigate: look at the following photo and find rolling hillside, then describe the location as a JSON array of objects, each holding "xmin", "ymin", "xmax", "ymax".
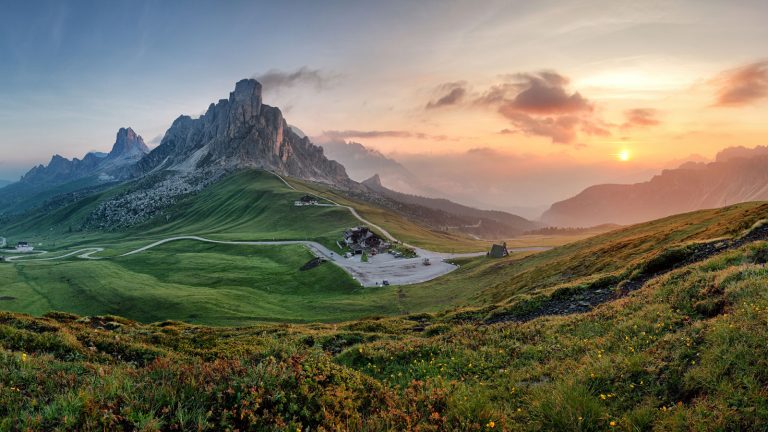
[
  {"xmin": 0, "ymin": 169, "xmax": 493, "ymax": 324},
  {"xmin": 2, "ymin": 201, "xmax": 768, "ymax": 430}
]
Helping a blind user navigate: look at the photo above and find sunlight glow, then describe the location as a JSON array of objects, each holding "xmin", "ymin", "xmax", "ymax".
[{"xmin": 616, "ymin": 149, "xmax": 631, "ymax": 162}]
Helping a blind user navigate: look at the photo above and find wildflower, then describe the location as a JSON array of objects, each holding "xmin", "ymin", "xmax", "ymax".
[
  {"xmin": 358, "ymin": 348, "xmax": 363, "ymax": 353},
  {"xmin": 578, "ymin": 416, "xmax": 583, "ymax": 421},
  {"xmin": 487, "ymin": 420, "xmax": 495, "ymax": 428},
  {"xmin": 610, "ymin": 421, "xmax": 617, "ymax": 427},
  {"xmin": 600, "ymin": 394, "xmax": 607, "ymax": 400},
  {"xmin": 21, "ymin": 353, "xmax": 27, "ymax": 362}
]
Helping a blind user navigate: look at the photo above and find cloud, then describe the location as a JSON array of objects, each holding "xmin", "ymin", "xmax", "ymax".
[
  {"xmin": 621, "ymin": 108, "xmax": 660, "ymax": 128},
  {"xmin": 474, "ymin": 71, "xmax": 603, "ymax": 145},
  {"xmin": 148, "ymin": 134, "xmax": 164, "ymax": 146},
  {"xmin": 319, "ymin": 130, "xmax": 449, "ymax": 141},
  {"xmin": 477, "ymin": 72, "xmax": 592, "ymax": 114},
  {"xmin": 426, "ymin": 81, "xmax": 467, "ymax": 109},
  {"xmin": 712, "ymin": 60, "xmax": 768, "ymax": 107},
  {"xmin": 253, "ymin": 66, "xmax": 337, "ymax": 92}
]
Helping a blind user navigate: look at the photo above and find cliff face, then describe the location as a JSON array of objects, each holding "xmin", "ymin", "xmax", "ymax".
[
  {"xmin": 137, "ymin": 79, "xmax": 350, "ymax": 185},
  {"xmin": 542, "ymin": 153, "xmax": 768, "ymax": 227}
]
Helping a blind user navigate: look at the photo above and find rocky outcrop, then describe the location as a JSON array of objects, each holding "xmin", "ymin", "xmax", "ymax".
[
  {"xmin": 136, "ymin": 79, "xmax": 351, "ymax": 185},
  {"xmin": 542, "ymin": 149, "xmax": 768, "ymax": 227},
  {"xmin": 108, "ymin": 127, "xmax": 149, "ymax": 159}
]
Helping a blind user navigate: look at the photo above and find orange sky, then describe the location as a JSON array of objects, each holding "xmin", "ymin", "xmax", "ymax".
[{"xmin": 2, "ymin": 0, "xmax": 766, "ymax": 209}]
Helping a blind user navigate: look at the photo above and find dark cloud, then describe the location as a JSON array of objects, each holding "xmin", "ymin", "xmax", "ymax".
[
  {"xmin": 498, "ymin": 112, "xmax": 581, "ymax": 144},
  {"xmin": 622, "ymin": 108, "xmax": 660, "ymax": 129},
  {"xmin": 476, "ymin": 71, "xmax": 592, "ymax": 114},
  {"xmin": 474, "ymin": 71, "xmax": 601, "ymax": 145},
  {"xmin": 426, "ymin": 82, "xmax": 467, "ymax": 109},
  {"xmin": 713, "ymin": 60, "xmax": 768, "ymax": 107},
  {"xmin": 320, "ymin": 130, "xmax": 448, "ymax": 141},
  {"xmin": 253, "ymin": 66, "xmax": 337, "ymax": 92}
]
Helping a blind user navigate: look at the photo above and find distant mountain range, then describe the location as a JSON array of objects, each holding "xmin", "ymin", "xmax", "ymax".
[
  {"xmin": 0, "ymin": 80, "xmax": 356, "ymax": 220},
  {"xmin": 4, "ymin": 78, "xmax": 534, "ymax": 236},
  {"xmin": 361, "ymin": 174, "xmax": 538, "ymax": 238},
  {"xmin": 542, "ymin": 145, "xmax": 768, "ymax": 227},
  {"xmin": 0, "ymin": 127, "xmax": 149, "ymax": 216},
  {"xmin": 0, "ymin": 180, "xmax": 10, "ymax": 189},
  {"xmin": 320, "ymin": 140, "xmax": 442, "ymax": 197},
  {"xmin": 20, "ymin": 127, "xmax": 149, "ymax": 187}
]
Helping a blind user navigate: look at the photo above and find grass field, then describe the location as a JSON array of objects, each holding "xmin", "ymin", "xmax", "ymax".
[
  {"xmin": 0, "ymin": 170, "xmax": 506, "ymax": 325},
  {"xmin": 0, "ymin": 240, "xmax": 406, "ymax": 325},
  {"xmin": 2, "ymin": 235, "xmax": 768, "ymax": 430}
]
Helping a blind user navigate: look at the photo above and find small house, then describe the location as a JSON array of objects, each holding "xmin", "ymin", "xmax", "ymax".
[
  {"xmin": 488, "ymin": 242, "xmax": 509, "ymax": 258},
  {"xmin": 0, "ymin": 237, "xmax": 6, "ymax": 248},
  {"xmin": 15, "ymin": 242, "xmax": 34, "ymax": 253},
  {"xmin": 294, "ymin": 195, "xmax": 319, "ymax": 206}
]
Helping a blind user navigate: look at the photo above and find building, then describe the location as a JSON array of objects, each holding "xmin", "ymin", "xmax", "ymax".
[
  {"xmin": 488, "ymin": 242, "xmax": 509, "ymax": 258},
  {"xmin": 15, "ymin": 242, "xmax": 34, "ymax": 253},
  {"xmin": 0, "ymin": 237, "xmax": 5, "ymax": 248},
  {"xmin": 294, "ymin": 195, "xmax": 319, "ymax": 206},
  {"xmin": 343, "ymin": 226, "xmax": 389, "ymax": 253}
]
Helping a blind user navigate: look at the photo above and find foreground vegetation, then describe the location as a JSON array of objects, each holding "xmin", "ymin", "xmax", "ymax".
[{"xmin": 2, "ymin": 236, "xmax": 768, "ymax": 430}]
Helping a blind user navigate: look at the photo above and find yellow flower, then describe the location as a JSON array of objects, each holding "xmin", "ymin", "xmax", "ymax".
[
  {"xmin": 600, "ymin": 394, "xmax": 607, "ymax": 400},
  {"xmin": 610, "ymin": 421, "xmax": 616, "ymax": 427},
  {"xmin": 486, "ymin": 420, "xmax": 495, "ymax": 428},
  {"xmin": 21, "ymin": 353, "xmax": 27, "ymax": 362}
]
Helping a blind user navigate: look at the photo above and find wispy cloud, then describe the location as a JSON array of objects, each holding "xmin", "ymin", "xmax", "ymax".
[
  {"xmin": 319, "ymin": 130, "xmax": 448, "ymax": 141},
  {"xmin": 712, "ymin": 60, "xmax": 768, "ymax": 107},
  {"xmin": 621, "ymin": 108, "xmax": 660, "ymax": 129},
  {"xmin": 253, "ymin": 66, "xmax": 338, "ymax": 92},
  {"xmin": 425, "ymin": 81, "xmax": 468, "ymax": 109}
]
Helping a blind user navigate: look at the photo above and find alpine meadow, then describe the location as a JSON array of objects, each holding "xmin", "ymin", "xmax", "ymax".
[{"xmin": 2, "ymin": 1, "xmax": 768, "ymax": 430}]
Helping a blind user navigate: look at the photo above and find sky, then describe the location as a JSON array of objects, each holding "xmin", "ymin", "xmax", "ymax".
[{"xmin": 1, "ymin": 0, "xmax": 767, "ymax": 208}]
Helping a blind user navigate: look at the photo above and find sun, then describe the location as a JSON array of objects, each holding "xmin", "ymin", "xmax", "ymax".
[{"xmin": 616, "ymin": 149, "xmax": 631, "ymax": 162}]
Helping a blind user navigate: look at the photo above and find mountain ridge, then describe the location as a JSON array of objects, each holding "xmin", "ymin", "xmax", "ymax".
[
  {"xmin": 135, "ymin": 79, "xmax": 351, "ymax": 187},
  {"xmin": 360, "ymin": 173, "xmax": 537, "ymax": 238},
  {"xmin": 543, "ymin": 146, "xmax": 768, "ymax": 227}
]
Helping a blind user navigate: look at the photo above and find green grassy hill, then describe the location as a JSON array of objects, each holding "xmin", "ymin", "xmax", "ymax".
[
  {"xmin": 0, "ymin": 170, "xmax": 494, "ymax": 324},
  {"xmin": 1, "ymin": 170, "xmax": 360, "ymax": 252},
  {"xmin": 2, "ymin": 218, "xmax": 768, "ymax": 430}
]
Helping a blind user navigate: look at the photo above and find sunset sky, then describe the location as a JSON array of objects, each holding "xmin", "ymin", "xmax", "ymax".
[{"xmin": 1, "ymin": 0, "xmax": 766, "ymax": 208}]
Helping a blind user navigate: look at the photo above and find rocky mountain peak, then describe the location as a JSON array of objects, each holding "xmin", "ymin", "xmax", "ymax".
[
  {"xmin": 109, "ymin": 127, "xmax": 149, "ymax": 159},
  {"xmin": 137, "ymin": 78, "xmax": 352, "ymax": 186},
  {"xmin": 362, "ymin": 174, "xmax": 383, "ymax": 188}
]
